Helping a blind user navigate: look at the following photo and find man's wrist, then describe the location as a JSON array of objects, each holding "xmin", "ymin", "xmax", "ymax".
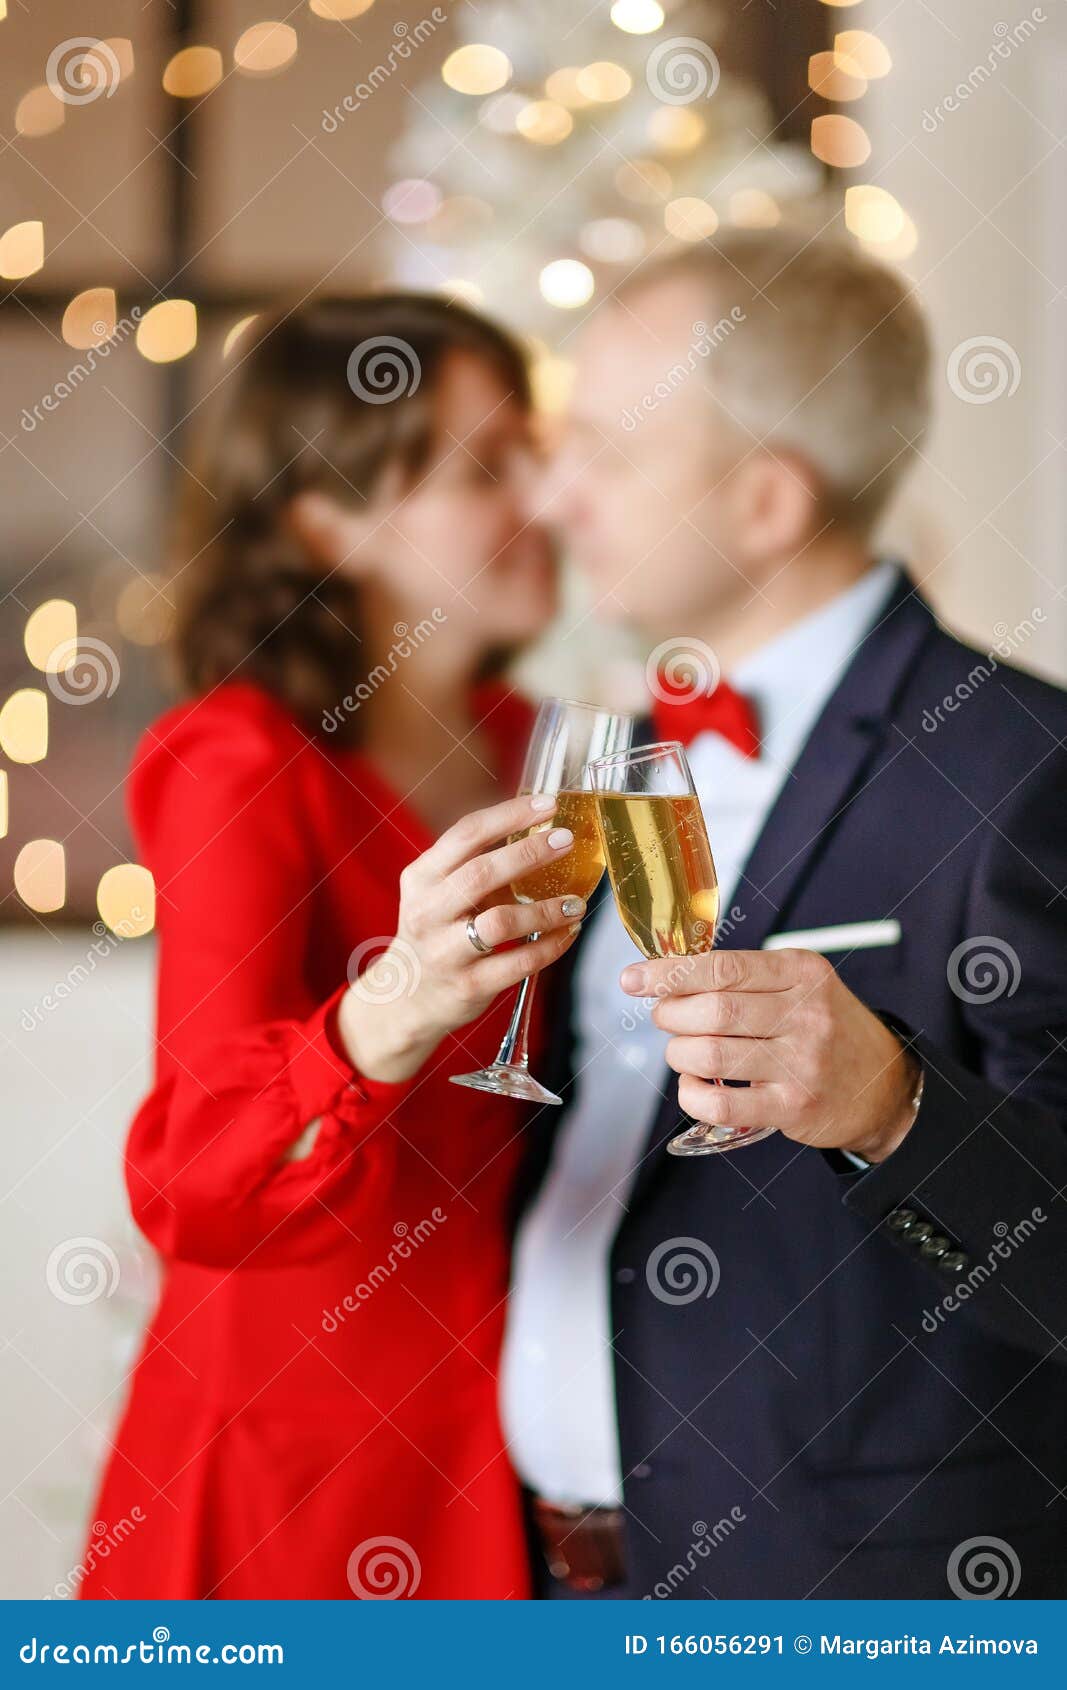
[{"xmin": 846, "ymin": 1046, "xmax": 925, "ymax": 1166}]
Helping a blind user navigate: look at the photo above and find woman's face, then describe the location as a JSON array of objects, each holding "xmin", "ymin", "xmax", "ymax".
[{"xmin": 347, "ymin": 349, "xmax": 558, "ymax": 657}]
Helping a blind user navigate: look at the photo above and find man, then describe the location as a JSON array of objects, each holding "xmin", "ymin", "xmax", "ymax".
[{"xmin": 501, "ymin": 230, "xmax": 1067, "ymax": 1599}]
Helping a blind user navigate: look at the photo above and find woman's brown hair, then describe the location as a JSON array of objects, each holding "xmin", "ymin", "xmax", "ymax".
[{"xmin": 170, "ymin": 293, "xmax": 530, "ymax": 744}]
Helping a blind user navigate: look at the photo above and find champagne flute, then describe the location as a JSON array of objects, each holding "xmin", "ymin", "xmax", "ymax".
[
  {"xmin": 450, "ymin": 698, "xmax": 633, "ymax": 1106},
  {"xmin": 588, "ymin": 740, "xmax": 777, "ymax": 1155}
]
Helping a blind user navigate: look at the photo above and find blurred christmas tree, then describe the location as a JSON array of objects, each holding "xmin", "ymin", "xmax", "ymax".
[{"xmin": 386, "ymin": 0, "xmax": 820, "ymax": 381}]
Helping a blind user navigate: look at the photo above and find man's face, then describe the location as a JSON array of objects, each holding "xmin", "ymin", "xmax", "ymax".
[{"xmin": 535, "ymin": 279, "xmax": 751, "ymax": 636}]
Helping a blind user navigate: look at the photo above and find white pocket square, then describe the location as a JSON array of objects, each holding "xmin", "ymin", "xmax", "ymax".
[{"xmin": 763, "ymin": 919, "xmax": 901, "ymax": 955}]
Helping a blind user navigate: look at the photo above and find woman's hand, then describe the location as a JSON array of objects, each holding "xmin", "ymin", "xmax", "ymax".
[{"xmin": 336, "ymin": 792, "xmax": 584, "ymax": 1084}]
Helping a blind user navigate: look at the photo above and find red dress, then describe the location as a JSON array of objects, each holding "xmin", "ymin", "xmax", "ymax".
[{"xmin": 81, "ymin": 680, "xmax": 536, "ymax": 1600}]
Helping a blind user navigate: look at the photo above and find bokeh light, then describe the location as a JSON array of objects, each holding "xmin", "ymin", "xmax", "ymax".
[
  {"xmin": 811, "ymin": 114, "xmax": 871, "ymax": 169},
  {"xmin": 14, "ymin": 840, "xmax": 66, "ymax": 915},
  {"xmin": 163, "ymin": 45, "xmax": 223, "ymax": 97},
  {"xmin": 97, "ymin": 864, "xmax": 156, "ymax": 938},
  {"xmin": 442, "ymin": 45, "xmax": 511, "ymax": 96},
  {"xmin": 62, "ymin": 288, "xmax": 117, "ymax": 349},
  {"xmin": 136, "ymin": 299, "xmax": 198, "ymax": 362},
  {"xmin": 24, "ymin": 601, "xmax": 77, "ymax": 673},
  {"xmin": 0, "ymin": 220, "xmax": 44, "ymax": 280},
  {"xmin": 233, "ymin": 22, "xmax": 298, "ymax": 76},
  {"xmin": 0, "ymin": 689, "xmax": 48, "ymax": 764},
  {"xmin": 539, "ymin": 259, "xmax": 595, "ymax": 309}
]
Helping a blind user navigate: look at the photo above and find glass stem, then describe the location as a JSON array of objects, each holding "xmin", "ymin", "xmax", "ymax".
[{"xmin": 495, "ymin": 935, "xmax": 539, "ymax": 1070}]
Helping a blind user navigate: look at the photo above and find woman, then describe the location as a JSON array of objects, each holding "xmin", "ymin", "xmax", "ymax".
[{"xmin": 82, "ymin": 296, "xmax": 583, "ymax": 1599}]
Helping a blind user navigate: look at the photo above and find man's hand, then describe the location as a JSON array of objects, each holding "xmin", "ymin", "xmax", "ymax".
[{"xmin": 620, "ymin": 948, "xmax": 922, "ymax": 1162}]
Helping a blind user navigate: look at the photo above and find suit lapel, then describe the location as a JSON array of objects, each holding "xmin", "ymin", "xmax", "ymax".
[{"xmin": 626, "ymin": 579, "xmax": 940, "ymax": 1209}]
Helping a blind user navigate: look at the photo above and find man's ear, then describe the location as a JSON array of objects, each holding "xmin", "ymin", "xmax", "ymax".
[
  {"xmin": 285, "ymin": 489, "xmax": 362, "ymax": 571},
  {"xmin": 736, "ymin": 449, "xmax": 824, "ymax": 562}
]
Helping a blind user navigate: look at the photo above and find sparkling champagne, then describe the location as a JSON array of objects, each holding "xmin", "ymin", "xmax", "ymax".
[
  {"xmin": 595, "ymin": 792, "xmax": 718, "ymax": 959},
  {"xmin": 511, "ymin": 789, "xmax": 605, "ymax": 903}
]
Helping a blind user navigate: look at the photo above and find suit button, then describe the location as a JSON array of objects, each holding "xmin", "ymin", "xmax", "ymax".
[
  {"xmin": 939, "ymin": 1251, "xmax": 968, "ymax": 1274},
  {"xmin": 632, "ymin": 1463, "xmax": 652, "ymax": 1479},
  {"xmin": 886, "ymin": 1208, "xmax": 917, "ymax": 1233},
  {"xmin": 907, "ymin": 1220, "xmax": 934, "ymax": 1245},
  {"xmin": 919, "ymin": 1234, "xmax": 949, "ymax": 1260},
  {"xmin": 615, "ymin": 1267, "xmax": 636, "ymax": 1284}
]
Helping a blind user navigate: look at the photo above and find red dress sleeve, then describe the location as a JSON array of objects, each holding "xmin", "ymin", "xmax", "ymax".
[{"xmin": 125, "ymin": 686, "xmax": 407, "ymax": 1270}]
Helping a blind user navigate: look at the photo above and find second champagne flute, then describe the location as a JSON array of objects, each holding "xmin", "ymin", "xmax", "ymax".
[
  {"xmin": 588, "ymin": 740, "xmax": 778, "ymax": 1155},
  {"xmin": 450, "ymin": 697, "xmax": 633, "ymax": 1105}
]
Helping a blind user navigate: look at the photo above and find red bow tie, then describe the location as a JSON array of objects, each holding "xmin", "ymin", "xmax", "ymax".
[{"xmin": 651, "ymin": 672, "xmax": 760, "ymax": 758}]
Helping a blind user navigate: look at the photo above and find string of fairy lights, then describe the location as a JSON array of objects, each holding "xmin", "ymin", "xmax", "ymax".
[{"xmin": 1, "ymin": 0, "xmax": 910, "ymax": 930}]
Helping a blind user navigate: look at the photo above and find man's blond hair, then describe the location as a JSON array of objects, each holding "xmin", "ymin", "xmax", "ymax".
[{"xmin": 616, "ymin": 229, "xmax": 931, "ymax": 530}]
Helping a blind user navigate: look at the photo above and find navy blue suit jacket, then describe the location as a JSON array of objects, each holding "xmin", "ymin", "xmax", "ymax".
[{"xmin": 518, "ymin": 577, "xmax": 1067, "ymax": 1599}]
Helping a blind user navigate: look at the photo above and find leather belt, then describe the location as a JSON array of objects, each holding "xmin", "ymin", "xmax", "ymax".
[{"xmin": 529, "ymin": 1495, "xmax": 626, "ymax": 1592}]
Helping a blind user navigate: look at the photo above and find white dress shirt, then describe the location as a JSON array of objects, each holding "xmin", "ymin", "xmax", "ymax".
[{"xmin": 500, "ymin": 561, "xmax": 902, "ymax": 1505}]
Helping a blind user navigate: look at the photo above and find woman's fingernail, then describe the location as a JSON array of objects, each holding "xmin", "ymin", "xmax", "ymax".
[
  {"xmin": 620, "ymin": 964, "xmax": 645, "ymax": 993},
  {"xmin": 561, "ymin": 896, "xmax": 585, "ymax": 918},
  {"xmin": 547, "ymin": 828, "xmax": 573, "ymax": 850},
  {"xmin": 530, "ymin": 793, "xmax": 556, "ymax": 811}
]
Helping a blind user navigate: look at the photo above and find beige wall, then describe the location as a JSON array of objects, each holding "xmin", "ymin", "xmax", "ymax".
[{"xmin": 866, "ymin": 0, "xmax": 1066, "ymax": 680}]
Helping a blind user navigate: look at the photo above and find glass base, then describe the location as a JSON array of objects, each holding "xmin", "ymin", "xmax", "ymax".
[
  {"xmin": 450, "ymin": 1063, "xmax": 562, "ymax": 1106},
  {"xmin": 667, "ymin": 1123, "xmax": 779, "ymax": 1157}
]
